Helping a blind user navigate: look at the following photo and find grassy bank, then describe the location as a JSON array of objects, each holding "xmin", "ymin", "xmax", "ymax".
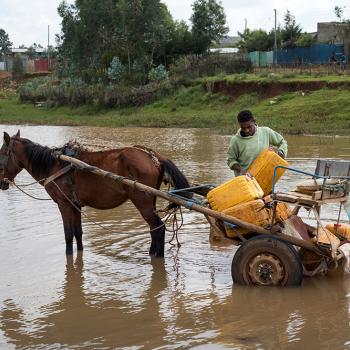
[
  {"xmin": 1, "ymin": 73, "xmax": 350, "ymax": 135},
  {"xmin": 201, "ymin": 72, "xmax": 350, "ymax": 83}
]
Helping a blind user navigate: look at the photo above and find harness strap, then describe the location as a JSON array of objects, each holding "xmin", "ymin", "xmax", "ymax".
[
  {"xmin": 44, "ymin": 165, "xmax": 73, "ymax": 186},
  {"xmin": 132, "ymin": 145, "xmax": 161, "ymax": 169}
]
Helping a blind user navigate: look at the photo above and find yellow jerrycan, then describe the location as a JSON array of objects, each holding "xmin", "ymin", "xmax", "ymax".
[{"xmin": 248, "ymin": 149, "xmax": 288, "ymax": 195}]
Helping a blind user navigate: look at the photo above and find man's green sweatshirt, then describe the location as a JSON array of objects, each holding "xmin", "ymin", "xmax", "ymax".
[{"xmin": 227, "ymin": 126, "xmax": 288, "ymax": 176}]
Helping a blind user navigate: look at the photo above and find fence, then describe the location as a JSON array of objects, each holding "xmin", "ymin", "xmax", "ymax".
[
  {"xmin": 249, "ymin": 44, "xmax": 345, "ymax": 67},
  {"xmin": 253, "ymin": 63, "xmax": 348, "ymax": 75},
  {"xmin": 4, "ymin": 57, "xmax": 54, "ymax": 73}
]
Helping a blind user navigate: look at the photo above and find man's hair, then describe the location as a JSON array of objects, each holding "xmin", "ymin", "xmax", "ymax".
[{"xmin": 237, "ymin": 110, "xmax": 254, "ymax": 123}]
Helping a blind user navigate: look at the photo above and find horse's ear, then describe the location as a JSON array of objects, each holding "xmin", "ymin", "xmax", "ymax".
[
  {"xmin": 3, "ymin": 132, "xmax": 10, "ymax": 146},
  {"xmin": 15, "ymin": 130, "xmax": 20, "ymax": 138}
]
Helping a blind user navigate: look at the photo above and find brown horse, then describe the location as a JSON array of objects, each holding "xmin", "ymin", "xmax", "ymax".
[{"xmin": 0, "ymin": 130, "xmax": 191, "ymax": 257}]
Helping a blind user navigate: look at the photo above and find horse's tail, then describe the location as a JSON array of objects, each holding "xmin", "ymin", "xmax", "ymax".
[
  {"xmin": 132, "ymin": 145, "xmax": 192, "ymax": 199},
  {"xmin": 160, "ymin": 158, "xmax": 191, "ymax": 193}
]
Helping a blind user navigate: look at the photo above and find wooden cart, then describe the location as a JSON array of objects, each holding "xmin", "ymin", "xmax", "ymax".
[{"xmin": 60, "ymin": 155, "xmax": 350, "ymax": 287}]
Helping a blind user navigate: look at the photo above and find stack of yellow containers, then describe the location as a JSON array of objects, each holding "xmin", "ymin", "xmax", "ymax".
[
  {"xmin": 206, "ymin": 149, "xmax": 290, "ymax": 238},
  {"xmin": 206, "ymin": 175, "xmax": 264, "ymax": 211},
  {"xmin": 325, "ymin": 223, "xmax": 350, "ymax": 239},
  {"xmin": 223, "ymin": 200, "xmax": 292, "ymax": 238}
]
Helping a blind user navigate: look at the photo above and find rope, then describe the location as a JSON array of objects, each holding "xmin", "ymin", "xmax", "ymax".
[
  {"xmin": 13, "ymin": 178, "xmax": 46, "ymax": 187},
  {"xmin": 321, "ymin": 180, "xmax": 350, "ymax": 194},
  {"xmin": 7, "ymin": 177, "xmax": 186, "ymax": 243},
  {"xmin": 51, "ymin": 180, "xmax": 170, "ymax": 236},
  {"xmin": 167, "ymin": 206, "xmax": 184, "ymax": 247},
  {"xmin": 5, "ymin": 179, "xmax": 52, "ymax": 201}
]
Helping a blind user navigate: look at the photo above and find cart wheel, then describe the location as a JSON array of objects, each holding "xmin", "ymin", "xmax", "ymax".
[{"xmin": 231, "ymin": 235, "xmax": 303, "ymax": 286}]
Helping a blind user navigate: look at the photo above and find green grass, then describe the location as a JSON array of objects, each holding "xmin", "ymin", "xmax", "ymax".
[
  {"xmin": 1, "ymin": 76, "xmax": 350, "ymax": 135},
  {"xmin": 200, "ymin": 73, "xmax": 350, "ymax": 84}
]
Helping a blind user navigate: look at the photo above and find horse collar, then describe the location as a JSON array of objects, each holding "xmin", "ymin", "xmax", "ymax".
[{"xmin": 44, "ymin": 165, "xmax": 73, "ymax": 186}]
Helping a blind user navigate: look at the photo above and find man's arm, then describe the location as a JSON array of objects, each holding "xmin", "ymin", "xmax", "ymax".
[
  {"xmin": 268, "ymin": 128, "xmax": 288, "ymax": 158},
  {"xmin": 227, "ymin": 138, "xmax": 248, "ymax": 175},
  {"xmin": 227, "ymin": 138, "xmax": 241, "ymax": 172}
]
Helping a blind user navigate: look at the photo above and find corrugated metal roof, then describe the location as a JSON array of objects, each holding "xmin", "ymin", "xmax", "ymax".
[
  {"xmin": 11, "ymin": 48, "xmax": 46, "ymax": 53},
  {"xmin": 209, "ymin": 47, "xmax": 239, "ymax": 53}
]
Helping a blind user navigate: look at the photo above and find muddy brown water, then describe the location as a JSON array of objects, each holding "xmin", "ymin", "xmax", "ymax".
[{"xmin": 1, "ymin": 125, "xmax": 350, "ymax": 350}]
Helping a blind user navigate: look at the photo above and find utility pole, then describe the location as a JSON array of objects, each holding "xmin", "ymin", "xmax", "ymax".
[
  {"xmin": 244, "ymin": 18, "xmax": 247, "ymax": 31},
  {"xmin": 274, "ymin": 9, "xmax": 277, "ymax": 66},
  {"xmin": 47, "ymin": 25, "xmax": 50, "ymax": 71}
]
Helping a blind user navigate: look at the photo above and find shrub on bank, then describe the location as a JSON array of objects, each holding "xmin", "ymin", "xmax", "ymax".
[
  {"xmin": 18, "ymin": 77, "xmax": 174, "ymax": 108},
  {"xmin": 169, "ymin": 54, "xmax": 252, "ymax": 81}
]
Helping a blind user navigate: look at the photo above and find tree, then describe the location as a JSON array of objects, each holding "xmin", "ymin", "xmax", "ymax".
[
  {"xmin": 281, "ymin": 10, "xmax": 302, "ymax": 47},
  {"xmin": 238, "ymin": 28, "xmax": 274, "ymax": 52},
  {"xmin": 0, "ymin": 28, "xmax": 12, "ymax": 58},
  {"xmin": 335, "ymin": 5, "xmax": 344, "ymax": 20},
  {"xmin": 295, "ymin": 33, "xmax": 316, "ymax": 47},
  {"xmin": 12, "ymin": 54, "xmax": 24, "ymax": 81},
  {"xmin": 57, "ymin": 0, "xmax": 116, "ymax": 79},
  {"xmin": 166, "ymin": 20, "xmax": 194, "ymax": 57},
  {"xmin": 190, "ymin": 0, "xmax": 228, "ymax": 54},
  {"xmin": 26, "ymin": 46, "xmax": 38, "ymax": 59},
  {"xmin": 334, "ymin": 5, "xmax": 350, "ymax": 50},
  {"xmin": 57, "ymin": 0, "xmax": 175, "ymax": 81}
]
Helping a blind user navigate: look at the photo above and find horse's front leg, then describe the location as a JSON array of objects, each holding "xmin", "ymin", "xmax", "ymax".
[
  {"xmin": 140, "ymin": 208, "xmax": 165, "ymax": 257},
  {"xmin": 59, "ymin": 204, "xmax": 83, "ymax": 255}
]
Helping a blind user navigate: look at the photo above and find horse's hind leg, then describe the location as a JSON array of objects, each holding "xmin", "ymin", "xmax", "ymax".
[
  {"xmin": 131, "ymin": 196, "xmax": 165, "ymax": 257},
  {"xmin": 59, "ymin": 204, "xmax": 83, "ymax": 255}
]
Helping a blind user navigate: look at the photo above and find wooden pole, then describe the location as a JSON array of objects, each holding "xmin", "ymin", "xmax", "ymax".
[{"xmin": 59, "ymin": 155, "xmax": 325, "ymax": 255}]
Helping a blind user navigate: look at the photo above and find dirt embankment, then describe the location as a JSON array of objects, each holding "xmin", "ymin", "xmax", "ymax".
[
  {"xmin": 0, "ymin": 71, "xmax": 11, "ymax": 80},
  {"xmin": 208, "ymin": 80, "xmax": 350, "ymax": 100}
]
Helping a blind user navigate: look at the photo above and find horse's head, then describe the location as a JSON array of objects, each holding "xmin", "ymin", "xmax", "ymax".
[{"xmin": 0, "ymin": 130, "xmax": 24, "ymax": 190}]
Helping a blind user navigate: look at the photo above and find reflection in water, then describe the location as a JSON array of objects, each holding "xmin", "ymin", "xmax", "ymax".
[
  {"xmin": 0, "ymin": 254, "xmax": 170, "ymax": 349},
  {"xmin": 1, "ymin": 258, "xmax": 350, "ymax": 349},
  {"xmin": 0, "ymin": 125, "xmax": 350, "ymax": 349}
]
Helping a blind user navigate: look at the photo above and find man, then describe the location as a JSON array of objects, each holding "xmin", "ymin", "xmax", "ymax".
[{"xmin": 227, "ymin": 110, "xmax": 288, "ymax": 176}]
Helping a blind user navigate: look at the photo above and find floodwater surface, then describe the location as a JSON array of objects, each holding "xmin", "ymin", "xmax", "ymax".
[{"xmin": 0, "ymin": 125, "xmax": 350, "ymax": 350}]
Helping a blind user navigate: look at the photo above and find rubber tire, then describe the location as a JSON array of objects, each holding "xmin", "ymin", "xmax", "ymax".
[{"xmin": 231, "ymin": 235, "xmax": 303, "ymax": 286}]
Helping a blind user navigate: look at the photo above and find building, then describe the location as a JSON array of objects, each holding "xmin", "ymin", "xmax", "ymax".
[
  {"xmin": 317, "ymin": 22, "xmax": 349, "ymax": 55},
  {"xmin": 0, "ymin": 47, "xmax": 51, "ymax": 72}
]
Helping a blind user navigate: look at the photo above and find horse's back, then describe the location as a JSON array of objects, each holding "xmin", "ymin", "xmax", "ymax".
[{"xmin": 74, "ymin": 147, "xmax": 161, "ymax": 209}]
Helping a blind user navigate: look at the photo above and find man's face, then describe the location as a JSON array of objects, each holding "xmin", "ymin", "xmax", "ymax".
[{"xmin": 239, "ymin": 120, "xmax": 256, "ymax": 136}]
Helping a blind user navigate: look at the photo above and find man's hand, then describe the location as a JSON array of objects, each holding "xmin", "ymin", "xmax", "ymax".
[{"xmin": 268, "ymin": 146, "xmax": 285, "ymax": 159}]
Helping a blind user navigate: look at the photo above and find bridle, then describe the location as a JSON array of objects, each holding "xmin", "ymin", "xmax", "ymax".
[{"xmin": 0, "ymin": 138, "xmax": 21, "ymax": 179}]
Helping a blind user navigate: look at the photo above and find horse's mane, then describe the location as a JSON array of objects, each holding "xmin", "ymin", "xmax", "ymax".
[{"xmin": 22, "ymin": 138, "xmax": 88, "ymax": 179}]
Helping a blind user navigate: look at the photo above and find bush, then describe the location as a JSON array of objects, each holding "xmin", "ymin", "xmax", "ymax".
[
  {"xmin": 19, "ymin": 77, "xmax": 174, "ymax": 108},
  {"xmin": 169, "ymin": 54, "xmax": 252, "ymax": 81},
  {"xmin": 107, "ymin": 57, "xmax": 126, "ymax": 82},
  {"xmin": 148, "ymin": 64, "xmax": 169, "ymax": 82},
  {"xmin": 12, "ymin": 54, "xmax": 25, "ymax": 81},
  {"xmin": 295, "ymin": 33, "xmax": 316, "ymax": 48}
]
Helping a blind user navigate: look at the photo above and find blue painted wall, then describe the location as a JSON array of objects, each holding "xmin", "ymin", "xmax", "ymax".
[
  {"xmin": 276, "ymin": 44, "xmax": 344, "ymax": 65},
  {"xmin": 249, "ymin": 44, "xmax": 344, "ymax": 66}
]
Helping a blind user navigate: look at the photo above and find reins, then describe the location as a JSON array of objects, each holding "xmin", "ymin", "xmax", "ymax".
[{"xmin": 5, "ymin": 175, "xmax": 184, "ymax": 244}]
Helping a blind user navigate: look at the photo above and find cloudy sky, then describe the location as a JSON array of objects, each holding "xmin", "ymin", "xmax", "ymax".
[{"xmin": 1, "ymin": 0, "xmax": 349, "ymax": 47}]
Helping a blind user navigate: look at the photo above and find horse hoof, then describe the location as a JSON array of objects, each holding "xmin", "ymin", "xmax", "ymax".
[{"xmin": 155, "ymin": 251, "xmax": 164, "ymax": 258}]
